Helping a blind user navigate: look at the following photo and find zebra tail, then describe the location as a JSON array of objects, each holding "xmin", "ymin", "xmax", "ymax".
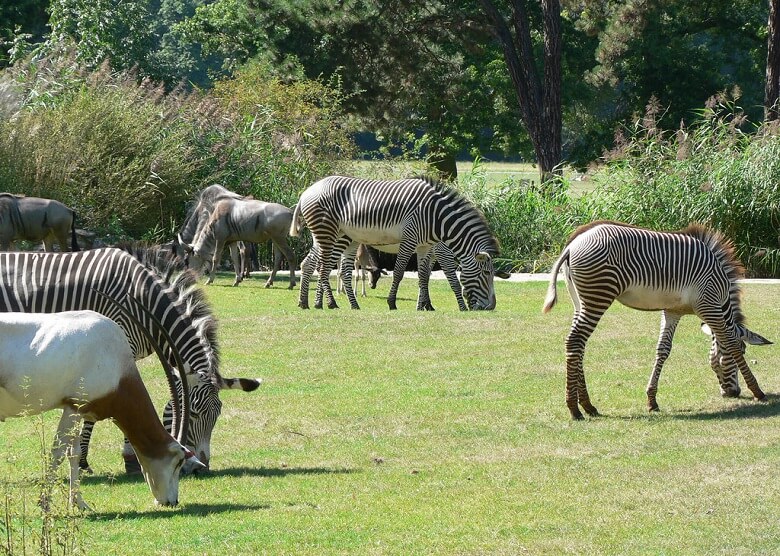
[
  {"xmin": 70, "ymin": 210, "xmax": 80, "ymax": 252},
  {"xmin": 542, "ymin": 247, "xmax": 569, "ymax": 313},
  {"xmin": 289, "ymin": 203, "xmax": 302, "ymax": 237}
]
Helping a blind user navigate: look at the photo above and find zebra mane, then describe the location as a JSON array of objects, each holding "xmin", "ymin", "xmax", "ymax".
[
  {"xmin": 115, "ymin": 240, "xmax": 185, "ymax": 281},
  {"xmin": 680, "ymin": 222, "xmax": 745, "ymax": 324},
  {"xmin": 413, "ymin": 175, "xmax": 500, "ymax": 254},
  {"xmin": 121, "ymin": 241, "xmax": 222, "ymax": 380}
]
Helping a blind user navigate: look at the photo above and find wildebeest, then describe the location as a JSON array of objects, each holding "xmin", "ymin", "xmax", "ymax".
[
  {"xmin": 0, "ymin": 309, "xmax": 205, "ymax": 510},
  {"xmin": 182, "ymin": 197, "xmax": 297, "ymax": 288},
  {"xmin": 175, "ymin": 184, "xmax": 251, "ymax": 283},
  {"xmin": 0, "ymin": 193, "xmax": 78, "ymax": 251}
]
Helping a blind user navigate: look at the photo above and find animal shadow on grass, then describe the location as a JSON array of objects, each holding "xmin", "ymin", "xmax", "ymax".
[
  {"xmin": 606, "ymin": 394, "xmax": 780, "ymax": 422},
  {"xmin": 84, "ymin": 466, "xmax": 356, "ymax": 519},
  {"xmin": 82, "ymin": 465, "xmax": 356, "ymax": 487},
  {"xmin": 204, "ymin": 465, "xmax": 358, "ymax": 479},
  {"xmin": 671, "ymin": 393, "xmax": 780, "ymax": 421}
]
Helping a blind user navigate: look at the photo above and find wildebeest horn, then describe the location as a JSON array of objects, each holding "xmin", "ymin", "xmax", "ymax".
[
  {"xmin": 94, "ymin": 289, "xmax": 191, "ymax": 446},
  {"xmin": 177, "ymin": 233, "xmax": 194, "ymax": 254}
]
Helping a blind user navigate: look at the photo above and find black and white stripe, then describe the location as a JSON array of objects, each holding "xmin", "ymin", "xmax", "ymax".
[
  {"xmin": 291, "ymin": 176, "xmax": 500, "ymax": 310},
  {"xmin": 0, "ymin": 248, "xmax": 233, "ymax": 471},
  {"xmin": 543, "ymin": 221, "xmax": 770, "ymax": 419}
]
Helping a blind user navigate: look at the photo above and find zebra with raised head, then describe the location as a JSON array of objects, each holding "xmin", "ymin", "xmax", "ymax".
[
  {"xmin": 0, "ymin": 248, "xmax": 261, "ymax": 473},
  {"xmin": 542, "ymin": 220, "xmax": 771, "ymax": 420},
  {"xmin": 290, "ymin": 175, "xmax": 502, "ymax": 311}
]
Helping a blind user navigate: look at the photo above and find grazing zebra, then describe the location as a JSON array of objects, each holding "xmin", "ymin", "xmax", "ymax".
[
  {"xmin": 543, "ymin": 221, "xmax": 771, "ymax": 420},
  {"xmin": 290, "ymin": 176, "xmax": 501, "ymax": 310},
  {"xmin": 0, "ymin": 248, "xmax": 261, "ymax": 473}
]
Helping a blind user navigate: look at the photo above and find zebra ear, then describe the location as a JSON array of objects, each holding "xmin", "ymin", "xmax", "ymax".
[
  {"xmin": 496, "ymin": 269, "xmax": 511, "ymax": 279},
  {"xmin": 740, "ymin": 326, "xmax": 773, "ymax": 346},
  {"xmin": 700, "ymin": 323, "xmax": 713, "ymax": 336},
  {"xmin": 475, "ymin": 251, "xmax": 491, "ymax": 263}
]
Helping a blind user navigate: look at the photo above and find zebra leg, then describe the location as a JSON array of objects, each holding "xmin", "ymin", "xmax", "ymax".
[
  {"xmin": 387, "ymin": 244, "xmax": 416, "ymax": 310},
  {"xmin": 340, "ymin": 243, "xmax": 360, "ymax": 309},
  {"xmin": 416, "ymin": 250, "xmax": 435, "ymax": 311},
  {"xmin": 315, "ymin": 242, "xmax": 339, "ymax": 309},
  {"xmin": 706, "ymin": 321, "xmax": 766, "ymax": 401},
  {"xmin": 78, "ymin": 421, "xmax": 96, "ymax": 473},
  {"xmin": 565, "ymin": 308, "xmax": 606, "ymax": 419},
  {"xmin": 298, "ymin": 248, "xmax": 318, "ymax": 309},
  {"xmin": 122, "ymin": 439, "xmax": 142, "ymax": 475},
  {"xmin": 48, "ymin": 408, "xmax": 89, "ymax": 511},
  {"xmin": 646, "ymin": 311, "xmax": 681, "ymax": 412},
  {"xmin": 437, "ymin": 245, "xmax": 467, "ymax": 311}
]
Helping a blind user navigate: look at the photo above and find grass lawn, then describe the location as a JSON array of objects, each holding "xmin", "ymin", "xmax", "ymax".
[{"xmin": 2, "ymin": 274, "xmax": 780, "ymax": 554}]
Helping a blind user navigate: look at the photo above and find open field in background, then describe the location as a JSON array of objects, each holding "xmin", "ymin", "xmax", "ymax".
[
  {"xmin": 349, "ymin": 160, "xmax": 594, "ymax": 193},
  {"xmin": 2, "ymin": 275, "xmax": 780, "ymax": 554}
]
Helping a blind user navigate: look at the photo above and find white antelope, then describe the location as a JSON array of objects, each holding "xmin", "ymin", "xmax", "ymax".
[{"xmin": 0, "ymin": 309, "xmax": 205, "ymax": 510}]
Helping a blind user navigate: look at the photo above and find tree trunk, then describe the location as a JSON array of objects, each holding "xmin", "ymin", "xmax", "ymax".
[
  {"xmin": 766, "ymin": 0, "xmax": 780, "ymax": 121},
  {"xmin": 479, "ymin": 0, "xmax": 563, "ymax": 185}
]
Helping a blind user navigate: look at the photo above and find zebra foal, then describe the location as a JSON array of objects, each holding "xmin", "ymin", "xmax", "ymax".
[{"xmin": 543, "ymin": 221, "xmax": 771, "ymax": 420}]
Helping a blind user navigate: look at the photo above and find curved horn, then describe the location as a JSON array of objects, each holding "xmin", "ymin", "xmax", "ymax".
[
  {"xmin": 93, "ymin": 289, "xmax": 191, "ymax": 446},
  {"xmin": 178, "ymin": 233, "xmax": 194, "ymax": 254}
]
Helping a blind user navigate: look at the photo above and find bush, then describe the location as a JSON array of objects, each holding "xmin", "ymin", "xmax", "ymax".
[
  {"xmin": 459, "ymin": 160, "xmax": 594, "ymax": 272},
  {"xmin": 0, "ymin": 54, "xmax": 353, "ymax": 248},
  {"xmin": 591, "ymin": 94, "xmax": 780, "ymax": 276}
]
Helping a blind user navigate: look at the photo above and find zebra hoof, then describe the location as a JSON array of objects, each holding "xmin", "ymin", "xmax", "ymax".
[
  {"xmin": 264, "ymin": 282, "xmax": 272, "ymax": 288},
  {"xmin": 288, "ymin": 284, "xmax": 296, "ymax": 290},
  {"xmin": 298, "ymin": 302, "xmax": 309, "ymax": 309},
  {"xmin": 79, "ymin": 464, "xmax": 94, "ymax": 475},
  {"xmin": 754, "ymin": 392, "xmax": 767, "ymax": 402},
  {"xmin": 720, "ymin": 387, "xmax": 741, "ymax": 398},
  {"xmin": 570, "ymin": 411, "xmax": 585, "ymax": 421},
  {"xmin": 648, "ymin": 404, "xmax": 660, "ymax": 412},
  {"xmin": 314, "ymin": 303, "xmax": 323, "ymax": 309},
  {"xmin": 328, "ymin": 301, "xmax": 339, "ymax": 309}
]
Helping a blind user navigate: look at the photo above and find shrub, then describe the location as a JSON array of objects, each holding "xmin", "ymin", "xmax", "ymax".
[
  {"xmin": 459, "ymin": 160, "xmax": 594, "ymax": 272},
  {"xmin": 591, "ymin": 94, "xmax": 780, "ymax": 277},
  {"xmin": 0, "ymin": 54, "xmax": 353, "ymax": 250}
]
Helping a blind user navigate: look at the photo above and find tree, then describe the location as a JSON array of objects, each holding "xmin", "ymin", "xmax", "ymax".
[
  {"xmin": 767, "ymin": 0, "xmax": 780, "ymax": 120},
  {"xmin": 478, "ymin": 0, "xmax": 562, "ymax": 181},
  {"xmin": 576, "ymin": 0, "xmax": 766, "ymax": 127}
]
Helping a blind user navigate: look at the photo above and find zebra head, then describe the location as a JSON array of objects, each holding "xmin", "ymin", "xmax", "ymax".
[
  {"xmin": 165, "ymin": 373, "xmax": 262, "ymax": 473},
  {"xmin": 459, "ymin": 251, "xmax": 502, "ymax": 310},
  {"xmin": 701, "ymin": 323, "xmax": 772, "ymax": 397}
]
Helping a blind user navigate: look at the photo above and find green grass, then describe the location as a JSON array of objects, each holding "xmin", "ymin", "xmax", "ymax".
[{"xmin": 3, "ymin": 275, "xmax": 780, "ymax": 554}]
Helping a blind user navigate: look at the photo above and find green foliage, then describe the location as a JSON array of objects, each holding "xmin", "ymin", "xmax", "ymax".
[
  {"xmin": 0, "ymin": 54, "xmax": 351, "ymax": 240},
  {"xmin": 591, "ymin": 93, "xmax": 780, "ymax": 276},
  {"xmin": 206, "ymin": 60, "xmax": 355, "ymax": 204},
  {"xmin": 459, "ymin": 159, "xmax": 594, "ymax": 272}
]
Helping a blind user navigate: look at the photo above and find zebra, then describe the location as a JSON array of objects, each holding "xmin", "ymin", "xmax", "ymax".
[
  {"xmin": 329, "ymin": 241, "xmax": 470, "ymax": 311},
  {"xmin": 0, "ymin": 247, "xmax": 261, "ymax": 473},
  {"xmin": 290, "ymin": 176, "xmax": 502, "ymax": 311},
  {"xmin": 542, "ymin": 220, "xmax": 771, "ymax": 420}
]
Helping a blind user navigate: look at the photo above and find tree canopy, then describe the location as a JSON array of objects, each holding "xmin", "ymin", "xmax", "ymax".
[{"xmin": 0, "ymin": 0, "xmax": 774, "ymax": 177}]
